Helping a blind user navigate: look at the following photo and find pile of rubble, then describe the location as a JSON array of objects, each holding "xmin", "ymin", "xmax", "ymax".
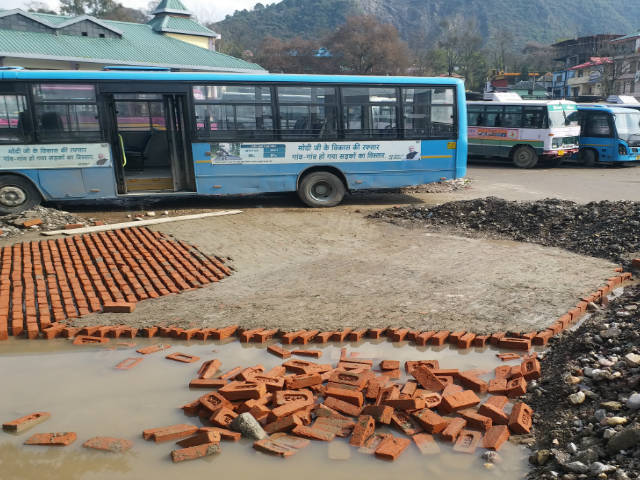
[
  {"xmin": 526, "ymin": 284, "xmax": 640, "ymax": 480},
  {"xmin": 0, "ymin": 206, "xmax": 93, "ymax": 238},
  {"xmin": 371, "ymin": 198, "xmax": 640, "ymax": 265}
]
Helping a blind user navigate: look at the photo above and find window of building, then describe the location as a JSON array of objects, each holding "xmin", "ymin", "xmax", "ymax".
[
  {"xmin": 0, "ymin": 94, "xmax": 29, "ymax": 143},
  {"xmin": 32, "ymin": 83, "xmax": 101, "ymax": 141},
  {"xmin": 192, "ymin": 85, "xmax": 274, "ymax": 140},
  {"xmin": 277, "ymin": 86, "xmax": 338, "ymax": 140}
]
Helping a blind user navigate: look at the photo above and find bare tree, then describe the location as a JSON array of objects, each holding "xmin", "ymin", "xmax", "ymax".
[
  {"xmin": 438, "ymin": 17, "xmax": 485, "ymax": 88},
  {"xmin": 325, "ymin": 15, "xmax": 410, "ymax": 75}
]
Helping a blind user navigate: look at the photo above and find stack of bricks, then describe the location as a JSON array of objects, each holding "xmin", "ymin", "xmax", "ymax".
[
  {"xmin": 173, "ymin": 348, "xmax": 539, "ymax": 461},
  {"xmin": 0, "ymin": 227, "xmax": 231, "ymax": 341}
]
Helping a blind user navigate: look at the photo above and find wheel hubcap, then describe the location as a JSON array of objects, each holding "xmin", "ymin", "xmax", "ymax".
[
  {"xmin": 311, "ymin": 182, "xmax": 332, "ymax": 200},
  {"xmin": 0, "ymin": 185, "xmax": 27, "ymax": 207}
]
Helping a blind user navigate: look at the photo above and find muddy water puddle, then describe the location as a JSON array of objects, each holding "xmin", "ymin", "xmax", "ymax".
[{"xmin": 0, "ymin": 338, "xmax": 531, "ymax": 480}]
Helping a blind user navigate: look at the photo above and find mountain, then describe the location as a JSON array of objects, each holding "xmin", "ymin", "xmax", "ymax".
[{"xmin": 213, "ymin": 0, "xmax": 640, "ymax": 51}]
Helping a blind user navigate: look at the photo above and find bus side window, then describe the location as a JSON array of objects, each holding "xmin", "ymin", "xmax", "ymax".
[
  {"xmin": 485, "ymin": 106, "xmax": 503, "ymax": 127},
  {"xmin": 503, "ymin": 106, "xmax": 523, "ymax": 128},
  {"xmin": 32, "ymin": 83, "xmax": 101, "ymax": 142},
  {"xmin": 584, "ymin": 112, "xmax": 612, "ymax": 137},
  {"xmin": 0, "ymin": 94, "xmax": 31, "ymax": 143},
  {"xmin": 523, "ymin": 107, "xmax": 545, "ymax": 129},
  {"xmin": 277, "ymin": 86, "xmax": 338, "ymax": 140},
  {"xmin": 342, "ymin": 87, "xmax": 399, "ymax": 140}
]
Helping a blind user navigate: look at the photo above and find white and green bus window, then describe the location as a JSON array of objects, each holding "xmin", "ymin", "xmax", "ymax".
[
  {"xmin": 502, "ymin": 106, "xmax": 522, "ymax": 128},
  {"xmin": 484, "ymin": 106, "xmax": 503, "ymax": 127},
  {"xmin": 467, "ymin": 105, "xmax": 484, "ymax": 127},
  {"xmin": 522, "ymin": 107, "xmax": 547, "ymax": 129}
]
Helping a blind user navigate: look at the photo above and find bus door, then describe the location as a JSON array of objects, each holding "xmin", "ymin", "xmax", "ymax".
[
  {"xmin": 99, "ymin": 87, "xmax": 195, "ymax": 194},
  {"xmin": 579, "ymin": 110, "xmax": 616, "ymax": 162}
]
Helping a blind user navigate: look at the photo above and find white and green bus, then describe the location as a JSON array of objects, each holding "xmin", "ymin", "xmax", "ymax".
[{"xmin": 467, "ymin": 94, "xmax": 580, "ymax": 168}]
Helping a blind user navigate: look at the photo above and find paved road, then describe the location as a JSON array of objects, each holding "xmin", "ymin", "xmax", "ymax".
[{"xmin": 458, "ymin": 161, "xmax": 640, "ymax": 203}]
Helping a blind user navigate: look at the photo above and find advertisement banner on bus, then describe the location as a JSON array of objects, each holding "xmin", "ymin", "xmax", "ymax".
[
  {"xmin": 468, "ymin": 127, "xmax": 519, "ymax": 140},
  {"xmin": 207, "ymin": 140, "xmax": 422, "ymax": 165},
  {"xmin": 0, "ymin": 143, "xmax": 112, "ymax": 169}
]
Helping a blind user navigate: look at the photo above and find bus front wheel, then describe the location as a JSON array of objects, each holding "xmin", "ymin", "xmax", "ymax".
[
  {"xmin": 512, "ymin": 146, "xmax": 538, "ymax": 169},
  {"xmin": 298, "ymin": 171, "xmax": 346, "ymax": 208},
  {"xmin": 580, "ymin": 149, "xmax": 598, "ymax": 167},
  {"xmin": 0, "ymin": 175, "xmax": 42, "ymax": 216}
]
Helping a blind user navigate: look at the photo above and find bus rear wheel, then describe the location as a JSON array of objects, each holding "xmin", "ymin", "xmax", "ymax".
[
  {"xmin": 298, "ymin": 171, "xmax": 346, "ymax": 208},
  {"xmin": 0, "ymin": 175, "xmax": 41, "ymax": 216},
  {"xmin": 512, "ymin": 146, "xmax": 538, "ymax": 169}
]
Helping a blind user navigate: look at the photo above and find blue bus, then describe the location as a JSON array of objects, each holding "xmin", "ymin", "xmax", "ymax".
[
  {"xmin": 0, "ymin": 69, "xmax": 467, "ymax": 214},
  {"xmin": 574, "ymin": 104, "xmax": 640, "ymax": 166}
]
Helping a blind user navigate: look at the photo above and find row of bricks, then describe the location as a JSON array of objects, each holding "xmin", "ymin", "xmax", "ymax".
[{"xmin": 0, "ymin": 227, "xmax": 231, "ymax": 340}]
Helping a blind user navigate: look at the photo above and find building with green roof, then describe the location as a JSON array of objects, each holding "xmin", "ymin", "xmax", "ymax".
[{"xmin": 0, "ymin": 1, "xmax": 264, "ymax": 73}]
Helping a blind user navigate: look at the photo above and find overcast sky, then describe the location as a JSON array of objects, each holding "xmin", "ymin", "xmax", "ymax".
[{"xmin": 6, "ymin": 0, "xmax": 283, "ymax": 22}]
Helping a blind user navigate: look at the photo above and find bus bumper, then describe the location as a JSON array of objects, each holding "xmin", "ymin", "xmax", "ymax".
[{"xmin": 542, "ymin": 148, "xmax": 579, "ymax": 158}]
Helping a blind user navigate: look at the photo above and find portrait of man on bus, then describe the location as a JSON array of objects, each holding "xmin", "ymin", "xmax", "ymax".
[{"xmin": 405, "ymin": 145, "xmax": 419, "ymax": 159}]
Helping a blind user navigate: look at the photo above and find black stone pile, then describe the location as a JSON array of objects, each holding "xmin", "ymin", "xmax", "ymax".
[
  {"xmin": 525, "ymin": 284, "xmax": 640, "ymax": 480},
  {"xmin": 371, "ymin": 197, "xmax": 640, "ymax": 265}
]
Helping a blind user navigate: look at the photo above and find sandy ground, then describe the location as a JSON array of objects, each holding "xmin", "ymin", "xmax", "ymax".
[{"xmin": 3, "ymin": 163, "xmax": 632, "ymax": 334}]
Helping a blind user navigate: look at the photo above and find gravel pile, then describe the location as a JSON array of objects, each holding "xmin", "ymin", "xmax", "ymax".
[
  {"xmin": 525, "ymin": 285, "xmax": 640, "ymax": 480},
  {"xmin": 0, "ymin": 206, "xmax": 91, "ymax": 238},
  {"xmin": 371, "ymin": 197, "xmax": 640, "ymax": 265}
]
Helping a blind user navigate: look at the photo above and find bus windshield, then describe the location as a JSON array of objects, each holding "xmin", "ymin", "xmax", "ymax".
[
  {"xmin": 614, "ymin": 111, "xmax": 640, "ymax": 145},
  {"xmin": 548, "ymin": 105, "xmax": 579, "ymax": 128}
]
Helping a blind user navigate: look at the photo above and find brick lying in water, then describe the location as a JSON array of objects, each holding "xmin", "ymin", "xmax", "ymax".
[
  {"xmin": 24, "ymin": 432, "xmax": 76, "ymax": 446},
  {"xmin": 171, "ymin": 443, "xmax": 220, "ymax": 463},
  {"xmin": 3, "ymin": 412, "xmax": 50, "ymax": 433},
  {"xmin": 83, "ymin": 437, "xmax": 133, "ymax": 452}
]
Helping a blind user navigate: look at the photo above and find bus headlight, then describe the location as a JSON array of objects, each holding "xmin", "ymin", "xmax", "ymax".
[
  {"xmin": 552, "ymin": 138, "xmax": 562, "ymax": 148},
  {"xmin": 619, "ymin": 144, "xmax": 627, "ymax": 155}
]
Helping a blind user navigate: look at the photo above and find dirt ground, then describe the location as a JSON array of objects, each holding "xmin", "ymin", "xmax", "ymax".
[{"xmin": 4, "ymin": 163, "xmax": 633, "ymax": 334}]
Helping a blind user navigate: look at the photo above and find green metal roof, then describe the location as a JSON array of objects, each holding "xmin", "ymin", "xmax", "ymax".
[
  {"xmin": 147, "ymin": 15, "xmax": 219, "ymax": 37},
  {"xmin": 0, "ymin": 10, "xmax": 263, "ymax": 72},
  {"xmin": 152, "ymin": 0, "xmax": 191, "ymax": 15}
]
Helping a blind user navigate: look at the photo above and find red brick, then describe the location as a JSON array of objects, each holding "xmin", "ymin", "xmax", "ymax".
[
  {"xmin": 412, "ymin": 366, "xmax": 445, "ymax": 392},
  {"xmin": 346, "ymin": 329, "xmax": 367, "ymax": 341},
  {"xmin": 401, "ymin": 381, "xmax": 417, "ymax": 396},
  {"xmin": 218, "ymin": 381, "xmax": 266, "ymax": 401},
  {"xmin": 198, "ymin": 427, "xmax": 241, "ymax": 442},
  {"xmin": 144, "ymin": 424, "xmax": 198, "ymax": 443},
  {"xmin": 272, "ymin": 400, "xmax": 314, "ymax": 420},
  {"xmin": 506, "ymin": 377, "xmax": 527, "ymax": 398},
  {"xmin": 412, "ymin": 433, "xmax": 440, "ymax": 455},
  {"xmin": 274, "ymin": 390, "xmax": 313, "ymax": 407},
  {"xmin": 21, "ymin": 219, "xmax": 43, "ymax": 228},
  {"xmin": 198, "ymin": 392, "xmax": 232, "ymax": 413},
  {"xmin": 166, "ymin": 352, "xmax": 200, "ymax": 363},
  {"xmin": 453, "ymin": 429, "xmax": 482, "ymax": 454},
  {"xmin": 439, "ymin": 390, "xmax": 480, "ymax": 413},
  {"xmin": 247, "ymin": 374, "xmax": 285, "ymax": 392},
  {"xmin": 286, "ymin": 373, "xmax": 322, "ymax": 390},
  {"xmin": 414, "ymin": 331, "xmax": 435, "ymax": 346},
  {"xmin": 389, "ymin": 328, "xmax": 409, "ymax": 342},
  {"xmin": 252, "ymin": 329, "xmax": 279, "ymax": 343},
  {"xmin": 197, "ymin": 359, "xmax": 221, "ymax": 379},
  {"xmin": 490, "ymin": 332, "xmax": 506, "ymax": 345},
  {"xmin": 209, "ymin": 408, "xmax": 238, "ymax": 429},
  {"xmin": 253, "ymin": 437, "xmax": 299, "ymax": 457},
  {"xmin": 290, "ymin": 349, "xmax": 322, "ymax": 358},
  {"xmin": 374, "ymin": 435, "xmax": 411, "ymax": 461},
  {"xmin": 508, "ymin": 402, "xmax": 533, "ymax": 434},
  {"xmin": 380, "ymin": 360, "xmax": 400, "ymax": 371},
  {"xmin": 328, "ymin": 370, "xmax": 370, "ymax": 390},
  {"xmin": 521, "ymin": 357, "xmax": 542, "ymax": 381},
  {"xmin": 83, "ymin": 436, "xmax": 133, "ymax": 452},
  {"xmin": 366, "ymin": 328, "xmax": 386, "ymax": 339},
  {"xmin": 483, "ymin": 425, "xmax": 510, "ymax": 451},
  {"xmin": 448, "ymin": 330, "xmax": 466, "ymax": 344},
  {"xmin": 291, "ymin": 425, "xmax": 335, "ymax": 441},
  {"xmin": 171, "ymin": 443, "xmax": 220, "ymax": 462},
  {"xmin": 3, "ymin": 412, "xmax": 50, "ymax": 433},
  {"xmin": 102, "ymin": 301, "xmax": 136, "ymax": 313},
  {"xmin": 412, "ymin": 408, "xmax": 447, "ymax": 434},
  {"xmin": 72, "ymin": 335, "xmax": 109, "ymax": 345},
  {"xmin": 136, "ymin": 343, "xmax": 171, "ymax": 355},
  {"xmin": 457, "ymin": 332, "xmax": 476, "ymax": 349},
  {"xmin": 330, "ymin": 328, "xmax": 352, "ymax": 342},
  {"xmin": 383, "ymin": 397, "xmax": 425, "ymax": 411},
  {"xmin": 478, "ymin": 402, "xmax": 509, "ymax": 425},
  {"xmin": 283, "ymin": 359, "xmax": 327, "ymax": 374},
  {"xmin": 189, "ymin": 378, "xmax": 227, "ymax": 389},
  {"xmin": 264, "ymin": 414, "xmax": 303, "ymax": 434},
  {"xmin": 440, "ymin": 417, "xmax": 467, "ymax": 442},
  {"xmin": 293, "ymin": 330, "xmax": 319, "ymax": 344},
  {"xmin": 488, "ymin": 378, "xmax": 508, "ymax": 395},
  {"xmin": 323, "ymin": 396, "xmax": 362, "ymax": 417},
  {"xmin": 533, "ymin": 330, "xmax": 554, "ymax": 346},
  {"xmin": 405, "ymin": 360, "xmax": 439, "ymax": 373},
  {"xmin": 115, "ymin": 357, "xmax": 143, "ymax": 370},
  {"xmin": 459, "ymin": 409, "xmax": 493, "ymax": 431},
  {"xmin": 415, "ymin": 391, "xmax": 442, "ymax": 409},
  {"xmin": 326, "ymin": 386, "xmax": 364, "ymax": 407},
  {"xmin": 313, "ymin": 416, "xmax": 354, "ymax": 437},
  {"xmin": 361, "ymin": 405, "xmax": 393, "ymax": 424},
  {"xmin": 24, "ymin": 432, "xmax": 76, "ymax": 446},
  {"xmin": 428, "ymin": 330, "xmax": 450, "ymax": 346},
  {"xmin": 472, "ymin": 335, "xmax": 490, "ymax": 347},
  {"xmin": 176, "ymin": 431, "xmax": 221, "ymax": 448},
  {"xmin": 458, "ymin": 371, "xmax": 488, "ymax": 394},
  {"xmin": 348, "ymin": 415, "xmax": 376, "ymax": 447}
]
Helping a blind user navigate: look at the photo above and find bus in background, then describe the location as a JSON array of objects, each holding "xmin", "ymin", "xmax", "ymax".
[
  {"xmin": 574, "ymin": 104, "xmax": 640, "ymax": 166},
  {"xmin": 467, "ymin": 93, "xmax": 580, "ymax": 168},
  {"xmin": 0, "ymin": 69, "xmax": 466, "ymax": 214}
]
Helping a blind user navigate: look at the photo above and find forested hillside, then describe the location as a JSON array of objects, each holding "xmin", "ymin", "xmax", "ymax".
[{"xmin": 214, "ymin": 0, "xmax": 639, "ymax": 51}]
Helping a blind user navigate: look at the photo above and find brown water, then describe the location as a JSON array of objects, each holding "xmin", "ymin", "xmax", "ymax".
[{"xmin": 0, "ymin": 338, "xmax": 530, "ymax": 480}]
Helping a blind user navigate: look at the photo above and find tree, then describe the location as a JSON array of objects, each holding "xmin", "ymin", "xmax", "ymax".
[
  {"xmin": 325, "ymin": 15, "xmax": 410, "ymax": 75},
  {"xmin": 254, "ymin": 36, "xmax": 328, "ymax": 74},
  {"xmin": 437, "ymin": 17, "xmax": 486, "ymax": 90},
  {"xmin": 59, "ymin": 0, "xmax": 87, "ymax": 15},
  {"xmin": 59, "ymin": 0, "xmax": 146, "ymax": 22},
  {"xmin": 100, "ymin": 5, "xmax": 148, "ymax": 23}
]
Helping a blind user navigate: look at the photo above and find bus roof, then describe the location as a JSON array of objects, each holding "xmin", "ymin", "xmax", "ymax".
[
  {"xmin": 468, "ymin": 99, "xmax": 576, "ymax": 107},
  {"xmin": 576, "ymin": 104, "xmax": 639, "ymax": 114},
  {"xmin": 0, "ymin": 69, "xmax": 464, "ymax": 87}
]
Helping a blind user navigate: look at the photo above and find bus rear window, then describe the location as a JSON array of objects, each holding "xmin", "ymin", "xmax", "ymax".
[{"xmin": 0, "ymin": 94, "xmax": 29, "ymax": 143}]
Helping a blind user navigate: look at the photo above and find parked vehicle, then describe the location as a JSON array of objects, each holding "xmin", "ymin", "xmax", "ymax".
[
  {"xmin": 467, "ymin": 93, "xmax": 580, "ymax": 168},
  {"xmin": 0, "ymin": 69, "xmax": 468, "ymax": 213},
  {"xmin": 574, "ymin": 104, "xmax": 640, "ymax": 165}
]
